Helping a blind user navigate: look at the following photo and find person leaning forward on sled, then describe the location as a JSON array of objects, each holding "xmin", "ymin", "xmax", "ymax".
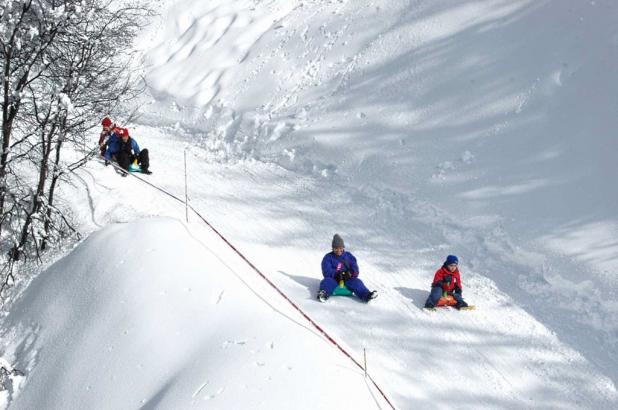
[
  {"xmin": 104, "ymin": 127, "xmax": 151, "ymax": 174},
  {"xmin": 424, "ymin": 255, "xmax": 469, "ymax": 310},
  {"xmin": 317, "ymin": 234, "xmax": 377, "ymax": 303}
]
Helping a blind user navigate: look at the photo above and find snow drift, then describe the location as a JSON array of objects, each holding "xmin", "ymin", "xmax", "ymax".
[{"xmin": 0, "ymin": 218, "xmax": 385, "ymax": 409}]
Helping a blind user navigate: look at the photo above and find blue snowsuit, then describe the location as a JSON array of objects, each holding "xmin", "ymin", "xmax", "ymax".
[
  {"xmin": 104, "ymin": 132, "xmax": 121, "ymax": 161},
  {"xmin": 320, "ymin": 251, "xmax": 371, "ymax": 301},
  {"xmin": 105, "ymin": 134, "xmax": 141, "ymax": 161}
]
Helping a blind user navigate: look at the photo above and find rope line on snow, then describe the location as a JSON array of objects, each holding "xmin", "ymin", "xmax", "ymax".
[
  {"xmin": 188, "ymin": 206, "xmax": 397, "ymax": 410},
  {"xmin": 81, "ymin": 156, "xmax": 397, "ymax": 410}
]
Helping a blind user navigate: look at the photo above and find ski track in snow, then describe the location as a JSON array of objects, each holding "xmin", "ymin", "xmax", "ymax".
[{"xmin": 191, "ymin": 380, "xmax": 208, "ymax": 399}]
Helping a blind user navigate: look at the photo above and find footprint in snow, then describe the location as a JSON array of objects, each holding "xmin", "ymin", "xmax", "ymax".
[
  {"xmin": 204, "ymin": 387, "xmax": 225, "ymax": 400},
  {"xmin": 222, "ymin": 340, "xmax": 247, "ymax": 348}
]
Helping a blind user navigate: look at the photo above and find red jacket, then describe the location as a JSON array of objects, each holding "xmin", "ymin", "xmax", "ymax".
[{"xmin": 431, "ymin": 266, "xmax": 462, "ymax": 292}]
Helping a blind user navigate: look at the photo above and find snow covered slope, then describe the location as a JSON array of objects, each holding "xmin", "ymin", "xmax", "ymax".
[
  {"xmin": 2, "ymin": 0, "xmax": 618, "ymax": 409},
  {"xmin": 1, "ymin": 218, "xmax": 388, "ymax": 409},
  {"xmin": 139, "ymin": 0, "xmax": 618, "ymax": 388}
]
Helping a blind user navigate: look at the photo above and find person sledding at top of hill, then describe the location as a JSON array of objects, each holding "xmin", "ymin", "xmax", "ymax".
[
  {"xmin": 104, "ymin": 127, "xmax": 152, "ymax": 175},
  {"xmin": 99, "ymin": 117, "xmax": 121, "ymax": 157},
  {"xmin": 424, "ymin": 255, "xmax": 469, "ymax": 310},
  {"xmin": 317, "ymin": 234, "xmax": 377, "ymax": 303}
]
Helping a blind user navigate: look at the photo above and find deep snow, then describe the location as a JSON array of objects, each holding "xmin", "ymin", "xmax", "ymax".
[
  {"xmin": 2, "ymin": 0, "xmax": 618, "ymax": 409},
  {"xmin": 1, "ymin": 218, "xmax": 389, "ymax": 409}
]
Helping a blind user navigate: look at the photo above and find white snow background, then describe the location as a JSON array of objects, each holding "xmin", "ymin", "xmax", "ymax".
[{"xmin": 1, "ymin": 0, "xmax": 618, "ymax": 409}]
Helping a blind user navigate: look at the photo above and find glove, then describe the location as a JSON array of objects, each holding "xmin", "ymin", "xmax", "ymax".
[
  {"xmin": 334, "ymin": 272, "xmax": 343, "ymax": 281},
  {"xmin": 104, "ymin": 160, "xmax": 109, "ymax": 166},
  {"xmin": 342, "ymin": 271, "xmax": 352, "ymax": 281},
  {"xmin": 441, "ymin": 274, "xmax": 452, "ymax": 290},
  {"xmin": 454, "ymin": 286, "xmax": 462, "ymax": 295}
]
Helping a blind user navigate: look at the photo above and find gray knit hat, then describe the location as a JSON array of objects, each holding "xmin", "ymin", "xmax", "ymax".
[{"xmin": 332, "ymin": 234, "xmax": 345, "ymax": 248}]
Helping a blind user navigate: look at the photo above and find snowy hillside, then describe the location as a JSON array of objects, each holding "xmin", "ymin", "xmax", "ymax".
[
  {"xmin": 2, "ymin": 0, "xmax": 618, "ymax": 409},
  {"xmin": 140, "ymin": 0, "xmax": 618, "ymax": 387},
  {"xmin": 1, "ymin": 218, "xmax": 389, "ymax": 409}
]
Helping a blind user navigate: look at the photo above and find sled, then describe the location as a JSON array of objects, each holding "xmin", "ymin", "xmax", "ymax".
[
  {"xmin": 103, "ymin": 157, "xmax": 142, "ymax": 174},
  {"xmin": 128, "ymin": 160, "xmax": 142, "ymax": 172},
  {"xmin": 331, "ymin": 279, "xmax": 353, "ymax": 297},
  {"xmin": 436, "ymin": 293, "xmax": 457, "ymax": 307},
  {"xmin": 426, "ymin": 292, "xmax": 476, "ymax": 311}
]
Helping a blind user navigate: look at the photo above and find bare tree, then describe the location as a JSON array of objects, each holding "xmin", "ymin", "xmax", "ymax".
[
  {"xmin": 1, "ymin": 0, "xmax": 151, "ymax": 267},
  {"xmin": 0, "ymin": 0, "xmax": 64, "ymax": 239}
]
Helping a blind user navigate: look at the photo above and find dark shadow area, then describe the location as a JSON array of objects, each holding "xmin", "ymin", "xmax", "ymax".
[
  {"xmin": 138, "ymin": 380, "xmax": 174, "ymax": 410},
  {"xmin": 395, "ymin": 287, "xmax": 429, "ymax": 309},
  {"xmin": 278, "ymin": 270, "xmax": 319, "ymax": 298}
]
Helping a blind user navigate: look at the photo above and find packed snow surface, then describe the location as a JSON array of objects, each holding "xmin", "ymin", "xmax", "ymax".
[{"xmin": 2, "ymin": 0, "xmax": 618, "ymax": 409}]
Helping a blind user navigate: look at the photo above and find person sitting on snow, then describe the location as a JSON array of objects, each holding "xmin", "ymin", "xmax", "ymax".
[
  {"xmin": 317, "ymin": 234, "xmax": 377, "ymax": 303},
  {"xmin": 104, "ymin": 128, "xmax": 151, "ymax": 175},
  {"xmin": 424, "ymin": 255, "xmax": 469, "ymax": 309},
  {"xmin": 98, "ymin": 117, "xmax": 121, "ymax": 157}
]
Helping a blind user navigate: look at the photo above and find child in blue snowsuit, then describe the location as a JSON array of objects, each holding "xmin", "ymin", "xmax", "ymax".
[{"xmin": 317, "ymin": 234, "xmax": 377, "ymax": 302}]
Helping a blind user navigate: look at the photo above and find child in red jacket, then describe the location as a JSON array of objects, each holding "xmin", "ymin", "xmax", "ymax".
[{"xmin": 424, "ymin": 255, "xmax": 469, "ymax": 309}]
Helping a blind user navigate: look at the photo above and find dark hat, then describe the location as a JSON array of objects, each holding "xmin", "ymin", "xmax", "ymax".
[
  {"xmin": 332, "ymin": 234, "xmax": 345, "ymax": 248},
  {"xmin": 445, "ymin": 255, "xmax": 459, "ymax": 265}
]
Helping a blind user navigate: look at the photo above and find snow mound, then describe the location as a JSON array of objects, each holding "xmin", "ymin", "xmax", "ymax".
[{"xmin": 0, "ymin": 218, "xmax": 384, "ymax": 409}]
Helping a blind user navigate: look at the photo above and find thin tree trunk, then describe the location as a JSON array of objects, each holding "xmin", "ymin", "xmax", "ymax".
[
  {"xmin": 11, "ymin": 123, "xmax": 56, "ymax": 260},
  {"xmin": 42, "ymin": 129, "xmax": 65, "ymax": 251},
  {"xmin": 0, "ymin": 51, "xmax": 14, "ymax": 238}
]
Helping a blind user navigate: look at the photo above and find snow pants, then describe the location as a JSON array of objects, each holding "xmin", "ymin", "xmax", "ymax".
[
  {"xmin": 320, "ymin": 277, "xmax": 371, "ymax": 301},
  {"xmin": 425, "ymin": 286, "xmax": 465, "ymax": 307},
  {"xmin": 117, "ymin": 149, "xmax": 150, "ymax": 172}
]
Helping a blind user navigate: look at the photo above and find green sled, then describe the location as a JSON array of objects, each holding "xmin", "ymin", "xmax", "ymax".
[
  {"xmin": 128, "ymin": 162, "xmax": 141, "ymax": 172},
  {"xmin": 332, "ymin": 280, "xmax": 354, "ymax": 296}
]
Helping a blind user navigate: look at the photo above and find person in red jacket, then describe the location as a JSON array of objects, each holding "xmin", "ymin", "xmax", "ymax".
[
  {"xmin": 99, "ymin": 117, "xmax": 120, "ymax": 157},
  {"xmin": 424, "ymin": 255, "xmax": 469, "ymax": 309}
]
